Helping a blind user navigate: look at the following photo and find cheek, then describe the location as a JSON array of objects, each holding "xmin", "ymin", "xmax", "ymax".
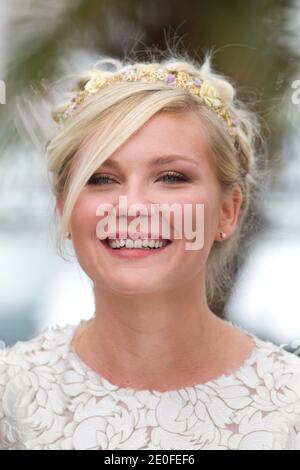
[
  {"xmin": 71, "ymin": 194, "xmax": 100, "ymax": 238},
  {"xmin": 179, "ymin": 194, "xmax": 219, "ymax": 278},
  {"xmin": 178, "ymin": 187, "xmax": 219, "ymax": 244},
  {"xmin": 202, "ymin": 198, "xmax": 219, "ymax": 240}
]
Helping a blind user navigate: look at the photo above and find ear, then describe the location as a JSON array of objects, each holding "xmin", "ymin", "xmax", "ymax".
[{"xmin": 216, "ymin": 184, "xmax": 243, "ymax": 241}]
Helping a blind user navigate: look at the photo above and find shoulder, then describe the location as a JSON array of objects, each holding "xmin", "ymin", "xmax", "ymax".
[
  {"xmin": 256, "ymin": 334, "xmax": 300, "ymax": 368},
  {"xmin": 0, "ymin": 322, "xmax": 76, "ymax": 369},
  {"xmin": 220, "ymin": 332, "xmax": 300, "ymax": 449},
  {"xmin": 253, "ymin": 334, "xmax": 300, "ymax": 379},
  {"xmin": 0, "ymin": 323, "xmax": 77, "ymax": 449},
  {"xmin": 250, "ymin": 335, "xmax": 300, "ymax": 419},
  {"xmin": 259, "ymin": 339, "xmax": 300, "ymax": 449},
  {"xmin": 273, "ymin": 339, "xmax": 300, "ymax": 395},
  {"xmin": 225, "ymin": 328, "xmax": 300, "ymax": 407},
  {"xmin": 227, "ymin": 319, "xmax": 300, "ymax": 393}
]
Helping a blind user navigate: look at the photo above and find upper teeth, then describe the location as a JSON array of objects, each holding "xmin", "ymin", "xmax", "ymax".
[{"xmin": 107, "ymin": 238, "xmax": 168, "ymax": 249}]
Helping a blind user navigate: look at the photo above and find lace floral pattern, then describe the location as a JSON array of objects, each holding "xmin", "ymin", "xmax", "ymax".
[{"xmin": 1, "ymin": 321, "xmax": 300, "ymax": 450}]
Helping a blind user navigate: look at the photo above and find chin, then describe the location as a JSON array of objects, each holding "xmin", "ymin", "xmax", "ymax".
[{"xmin": 99, "ymin": 273, "xmax": 170, "ymax": 295}]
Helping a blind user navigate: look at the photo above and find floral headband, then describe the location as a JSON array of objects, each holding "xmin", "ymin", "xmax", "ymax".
[{"xmin": 54, "ymin": 63, "xmax": 239, "ymax": 138}]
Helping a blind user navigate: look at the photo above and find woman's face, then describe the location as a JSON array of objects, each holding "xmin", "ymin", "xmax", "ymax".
[{"xmin": 61, "ymin": 110, "xmax": 242, "ymax": 294}]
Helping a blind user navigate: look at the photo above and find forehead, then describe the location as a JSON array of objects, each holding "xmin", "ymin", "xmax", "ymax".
[
  {"xmin": 77, "ymin": 110, "xmax": 210, "ymax": 169},
  {"xmin": 116, "ymin": 111, "xmax": 206, "ymax": 157}
]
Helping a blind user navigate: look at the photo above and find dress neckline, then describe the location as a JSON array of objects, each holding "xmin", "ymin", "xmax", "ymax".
[{"xmin": 66, "ymin": 317, "xmax": 263, "ymax": 396}]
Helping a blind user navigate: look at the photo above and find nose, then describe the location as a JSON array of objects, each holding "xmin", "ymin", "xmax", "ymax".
[
  {"xmin": 112, "ymin": 184, "xmax": 161, "ymax": 232},
  {"xmin": 114, "ymin": 183, "xmax": 157, "ymax": 218}
]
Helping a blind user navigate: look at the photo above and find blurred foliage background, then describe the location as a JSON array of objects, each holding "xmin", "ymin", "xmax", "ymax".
[
  {"xmin": 1, "ymin": 0, "xmax": 300, "ymax": 158},
  {"xmin": 0, "ymin": 0, "xmax": 300, "ymax": 347}
]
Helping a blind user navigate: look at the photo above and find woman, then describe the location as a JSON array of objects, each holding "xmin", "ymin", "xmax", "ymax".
[{"xmin": 1, "ymin": 51, "xmax": 300, "ymax": 450}]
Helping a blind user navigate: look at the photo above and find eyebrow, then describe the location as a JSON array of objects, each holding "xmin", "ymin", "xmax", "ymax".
[{"xmin": 100, "ymin": 154, "xmax": 202, "ymax": 169}]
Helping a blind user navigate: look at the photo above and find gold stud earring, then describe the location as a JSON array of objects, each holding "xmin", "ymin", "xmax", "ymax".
[{"xmin": 220, "ymin": 231, "xmax": 227, "ymax": 240}]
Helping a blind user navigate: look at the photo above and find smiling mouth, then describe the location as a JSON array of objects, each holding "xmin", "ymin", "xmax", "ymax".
[{"xmin": 100, "ymin": 238, "xmax": 173, "ymax": 250}]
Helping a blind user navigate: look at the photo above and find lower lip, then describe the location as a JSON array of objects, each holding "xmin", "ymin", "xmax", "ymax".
[{"xmin": 99, "ymin": 239, "xmax": 172, "ymax": 258}]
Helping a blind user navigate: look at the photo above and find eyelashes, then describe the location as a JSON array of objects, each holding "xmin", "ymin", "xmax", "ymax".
[
  {"xmin": 159, "ymin": 171, "xmax": 190, "ymax": 183},
  {"xmin": 87, "ymin": 171, "xmax": 191, "ymax": 186},
  {"xmin": 87, "ymin": 174, "xmax": 116, "ymax": 185}
]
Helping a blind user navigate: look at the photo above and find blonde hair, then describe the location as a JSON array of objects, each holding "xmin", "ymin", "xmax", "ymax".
[{"xmin": 21, "ymin": 47, "xmax": 270, "ymax": 306}]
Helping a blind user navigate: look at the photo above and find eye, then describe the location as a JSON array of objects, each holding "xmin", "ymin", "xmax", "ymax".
[
  {"xmin": 87, "ymin": 173, "xmax": 118, "ymax": 185},
  {"xmin": 86, "ymin": 171, "xmax": 191, "ymax": 185},
  {"xmin": 157, "ymin": 171, "xmax": 190, "ymax": 183}
]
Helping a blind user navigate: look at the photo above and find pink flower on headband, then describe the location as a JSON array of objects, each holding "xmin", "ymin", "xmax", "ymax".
[
  {"xmin": 165, "ymin": 74, "xmax": 176, "ymax": 85},
  {"xmin": 194, "ymin": 78, "xmax": 203, "ymax": 87}
]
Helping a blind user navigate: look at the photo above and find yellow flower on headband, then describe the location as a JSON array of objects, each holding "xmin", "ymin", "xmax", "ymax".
[
  {"xmin": 199, "ymin": 82, "xmax": 218, "ymax": 98},
  {"xmin": 199, "ymin": 82, "xmax": 223, "ymax": 109},
  {"xmin": 84, "ymin": 74, "xmax": 107, "ymax": 93}
]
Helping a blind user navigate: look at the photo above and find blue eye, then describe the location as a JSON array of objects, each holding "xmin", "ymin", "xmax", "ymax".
[
  {"xmin": 87, "ymin": 171, "xmax": 190, "ymax": 186},
  {"xmin": 158, "ymin": 171, "xmax": 190, "ymax": 183}
]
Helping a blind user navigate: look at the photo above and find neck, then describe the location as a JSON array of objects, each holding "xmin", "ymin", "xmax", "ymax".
[{"xmin": 74, "ymin": 274, "xmax": 231, "ymax": 390}]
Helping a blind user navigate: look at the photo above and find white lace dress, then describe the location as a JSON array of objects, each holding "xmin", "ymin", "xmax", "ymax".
[{"xmin": 1, "ymin": 319, "xmax": 300, "ymax": 450}]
